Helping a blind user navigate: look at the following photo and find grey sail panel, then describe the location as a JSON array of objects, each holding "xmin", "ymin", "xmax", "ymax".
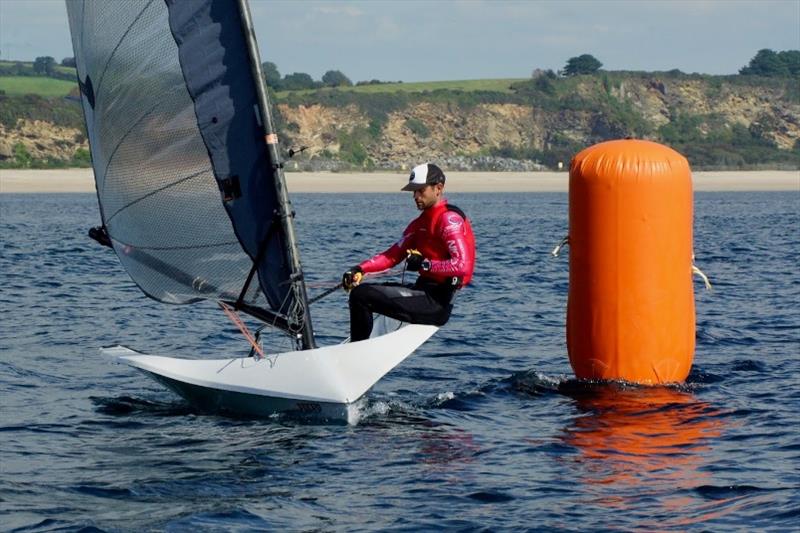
[{"xmin": 66, "ymin": 0, "xmax": 295, "ymax": 317}]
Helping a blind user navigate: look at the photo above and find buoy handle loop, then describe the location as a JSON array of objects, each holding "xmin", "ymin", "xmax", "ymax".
[
  {"xmin": 692, "ymin": 264, "xmax": 712, "ymax": 291},
  {"xmin": 551, "ymin": 235, "xmax": 570, "ymax": 257}
]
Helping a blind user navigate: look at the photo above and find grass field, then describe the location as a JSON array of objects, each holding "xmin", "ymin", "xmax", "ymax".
[
  {"xmin": 0, "ymin": 73, "xmax": 521, "ymax": 99},
  {"xmin": 0, "ymin": 76, "xmax": 77, "ymax": 97},
  {"xmin": 277, "ymin": 78, "xmax": 525, "ymax": 97}
]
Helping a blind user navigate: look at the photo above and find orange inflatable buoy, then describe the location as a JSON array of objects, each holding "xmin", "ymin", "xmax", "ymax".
[{"xmin": 567, "ymin": 139, "xmax": 695, "ymax": 384}]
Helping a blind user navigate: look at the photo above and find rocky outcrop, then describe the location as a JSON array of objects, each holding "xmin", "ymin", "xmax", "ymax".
[
  {"xmin": 0, "ymin": 119, "xmax": 88, "ymax": 163},
  {"xmin": 609, "ymin": 77, "xmax": 799, "ymax": 149},
  {"xmin": 278, "ymin": 103, "xmax": 369, "ymax": 158}
]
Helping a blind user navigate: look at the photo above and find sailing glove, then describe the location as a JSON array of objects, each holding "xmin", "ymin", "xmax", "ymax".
[
  {"xmin": 342, "ymin": 266, "xmax": 363, "ymax": 291},
  {"xmin": 405, "ymin": 250, "xmax": 431, "ymax": 272}
]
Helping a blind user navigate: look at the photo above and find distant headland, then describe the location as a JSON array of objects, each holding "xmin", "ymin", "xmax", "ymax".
[{"xmin": 1, "ymin": 50, "xmax": 798, "ymax": 172}]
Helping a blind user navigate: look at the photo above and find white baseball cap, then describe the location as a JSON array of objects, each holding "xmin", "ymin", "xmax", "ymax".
[{"xmin": 401, "ymin": 163, "xmax": 446, "ymax": 191}]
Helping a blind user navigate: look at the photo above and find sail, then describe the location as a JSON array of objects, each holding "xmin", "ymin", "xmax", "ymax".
[{"xmin": 66, "ymin": 0, "xmax": 308, "ymax": 334}]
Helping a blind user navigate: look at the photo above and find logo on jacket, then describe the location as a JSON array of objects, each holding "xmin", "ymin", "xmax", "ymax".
[{"xmin": 447, "ymin": 217, "xmax": 463, "ymax": 229}]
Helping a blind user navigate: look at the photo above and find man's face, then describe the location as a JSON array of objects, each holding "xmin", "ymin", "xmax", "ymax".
[{"xmin": 413, "ymin": 183, "xmax": 443, "ymax": 210}]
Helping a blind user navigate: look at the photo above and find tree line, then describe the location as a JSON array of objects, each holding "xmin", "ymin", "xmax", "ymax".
[
  {"xmin": 0, "ymin": 56, "xmax": 76, "ymax": 80},
  {"xmin": 3, "ymin": 48, "xmax": 796, "ymax": 89},
  {"xmin": 553, "ymin": 49, "xmax": 799, "ymax": 77},
  {"xmin": 261, "ymin": 62, "xmax": 399, "ymax": 91},
  {"xmin": 265, "ymin": 48, "xmax": 800, "ymax": 89}
]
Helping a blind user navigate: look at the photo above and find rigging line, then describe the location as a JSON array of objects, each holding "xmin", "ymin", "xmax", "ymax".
[
  {"xmin": 108, "ymin": 238, "xmax": 241, "ymax": 252},
  {"xmin": 229, "ymin": 302, "xmax": 291, "ymax": 333},
  {"xmin": 92, "ymin": 0, "xmax": 157, "ymax": 99},
  {"xmin": 308, "ymin": 283, "xmax": 342, "ymax": 305},
  {"xmin": 104, "ymin": 168, "xmax": 207, "ymax": 225},
  {"xmin": 288, "ymin": 290, "xmax": 306, "ymax": 333},
  {"xmin": 234, "ymin": 218, "xmax": 279, "ymax": 308},
  {"xmin": 271, "ymin": 286, "xmax": 304, "ymax": 338},
  {"xmin": 274, "ymin": 284, "xmax": 295, "ymax": 320},
  {"xmin": 307, "ymin": 269, "xmax": 397, "ymax": 305},
  {"xmin": 218, "ymin": 302, "xmax": 265, "ymax": 360},
  {"xmin": 98, "ymin": 86, "xmax": 183, "ymax": 196}
]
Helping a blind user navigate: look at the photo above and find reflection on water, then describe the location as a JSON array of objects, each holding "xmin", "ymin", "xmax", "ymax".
[
  {"xmin": 560, "ymin": 384, "xmax": 726, "ymax": 523},
  {"xmin": 417, "ymin": 426, "xmax": 479, "ymax": 468}
]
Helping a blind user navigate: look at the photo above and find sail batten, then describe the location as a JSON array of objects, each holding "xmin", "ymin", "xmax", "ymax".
[
  {"xmin": 92, "ymin": 0, "xmax": 157, "ymax": 99},
  {"xmin": 67, "ymin": 0, "xmax": 312, "ymax": 341}
]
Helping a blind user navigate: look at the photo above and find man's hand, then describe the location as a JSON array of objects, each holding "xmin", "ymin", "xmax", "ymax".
[
  {"xmin": 405, "ymin": 249, "xmax": 430, "ymax": 272},
  {"xmin": 342, "ymin": 266, "xmax": 363, "ymax": 291}
]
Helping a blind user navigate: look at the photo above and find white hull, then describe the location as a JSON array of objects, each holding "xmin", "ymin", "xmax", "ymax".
[{"xmin": 104, "ymin": 320, "xmax": 438, "ymax": 421}]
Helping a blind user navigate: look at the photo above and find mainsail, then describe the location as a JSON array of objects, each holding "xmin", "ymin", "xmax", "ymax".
[{"xmin": 66, "ymin": 0, "xmax": 314, "ymax": 348}]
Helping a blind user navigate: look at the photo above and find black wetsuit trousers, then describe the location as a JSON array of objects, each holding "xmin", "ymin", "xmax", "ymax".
[{"xmin": 348, "ymin": 279, "xmax": 455, "ymax": 342}]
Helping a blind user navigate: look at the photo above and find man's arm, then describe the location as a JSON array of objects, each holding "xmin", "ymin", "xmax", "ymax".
[{"xmin": 358, "ymin": 232, "xmax": 412, "ymax": 274}]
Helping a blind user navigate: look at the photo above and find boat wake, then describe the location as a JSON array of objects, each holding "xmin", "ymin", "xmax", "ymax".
[{"xmin": 91, "ymin": 366, "xmax": 719, "ymax": 426}]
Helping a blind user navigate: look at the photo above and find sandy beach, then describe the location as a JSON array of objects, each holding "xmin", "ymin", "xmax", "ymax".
[{"xmin": 0, "ymin": 168, "xmax": 798, "ymax": 193}]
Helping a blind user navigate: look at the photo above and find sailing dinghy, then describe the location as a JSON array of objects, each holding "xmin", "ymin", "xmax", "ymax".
[{"xmin": 66, "ymin": 0, "xmax": 437, "ymax": 419}]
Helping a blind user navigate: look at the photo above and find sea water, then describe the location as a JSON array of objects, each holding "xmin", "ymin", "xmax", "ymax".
[{"xmin": 1, "ymin": 191, "xmax": 798, "ymax": 530}]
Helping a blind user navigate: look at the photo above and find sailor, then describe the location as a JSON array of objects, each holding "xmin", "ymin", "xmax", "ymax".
[{"xmin": 342, "ymin": 163, "xmax": 476, "ymax": 341}]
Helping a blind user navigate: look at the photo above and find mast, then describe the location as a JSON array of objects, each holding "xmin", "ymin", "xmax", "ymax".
[{"xmin": 236, "ymin": 0, "xmax": 316, "ymax": 350}]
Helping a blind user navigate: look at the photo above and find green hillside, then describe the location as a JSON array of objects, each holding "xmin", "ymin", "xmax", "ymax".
[
  {"xmin": 277, "ymin": 78, "xmax": 525, "ymax": 96},
  {"xmin": 0, "ymin": 76, "xmax": 76, "ymax": 97}
]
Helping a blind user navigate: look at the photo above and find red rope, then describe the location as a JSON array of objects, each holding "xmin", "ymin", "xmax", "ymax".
[{"xmin": 218, "ymin": 301, "xmax": 265, "ymax": 360}]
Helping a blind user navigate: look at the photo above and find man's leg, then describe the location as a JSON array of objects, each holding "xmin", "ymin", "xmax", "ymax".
[
  {"xmin": 349, "ymin": 285, "xmax": 375, "ymax": 342},
  {"xmin": 348, "ymin": 283, "xmax": 451, "ymax": 342}
]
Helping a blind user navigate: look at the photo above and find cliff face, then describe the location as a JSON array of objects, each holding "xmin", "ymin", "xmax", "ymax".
[
  {"xmin": 279, "ymin": 102, "xmax": 546, "ymax": 166},
  {"xmin": 1, "ymin": 75, "xmax": 797, "ymax": 169},
  {"xmin": 276, "ymin": 77, "xmax": 799, "ymax": 169},
  {"xmin": 0, "ymin": 119, "xmax": 88, "ymax": 163},
  {"xmin": 614, "ymin": 78, "xmax": 799, "ymax": 149}
]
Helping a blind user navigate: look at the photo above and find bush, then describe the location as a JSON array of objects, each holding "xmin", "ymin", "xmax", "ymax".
[
  {"xmin": 404, "ymin": 117, "xmax": 430, "ymax": 138},
  {"xmin": 0, "ymin": 94, "xmax": 85, "ymax": 130},
  {"xmin": 321, "ymin": 70, "xmax": 352, "ymax": 87},
  {"xmin": 13, "ymin": 142, "xmax": 32, "ymax": 167},
  {"xmin": 355, "ymin": 79, "xmax": 402, "ymax": 86},
  {"xmin": 71, "ymin": 147, "xmax": 92, "ymax": 167},
  {"xmin": 337, "ymin": 130, "xmax": 371, "ymax": 166},
  {"xmin": 658, "ymin": 114, "xmax": 705, "ymax": 144},
  {"xmin": 533, "ymin": 75, "xmax": 555, "ymax": 95},
  {"xmin": 281, "ymin": 72, "xmax": 319, "ymax": 91},
  {"xmin": 660, "ymin": 120, "xmax": 799, "ymax": 169}
]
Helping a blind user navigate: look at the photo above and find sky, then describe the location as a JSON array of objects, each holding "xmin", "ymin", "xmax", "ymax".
[{"xmin": 1, "ymin": 0, "xmax": 798, "ymax": 82}]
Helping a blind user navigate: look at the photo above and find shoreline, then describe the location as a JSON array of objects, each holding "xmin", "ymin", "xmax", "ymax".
[{"xmin": 1, "ymin": 168, "xmax": 798, "ymax": 193}]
